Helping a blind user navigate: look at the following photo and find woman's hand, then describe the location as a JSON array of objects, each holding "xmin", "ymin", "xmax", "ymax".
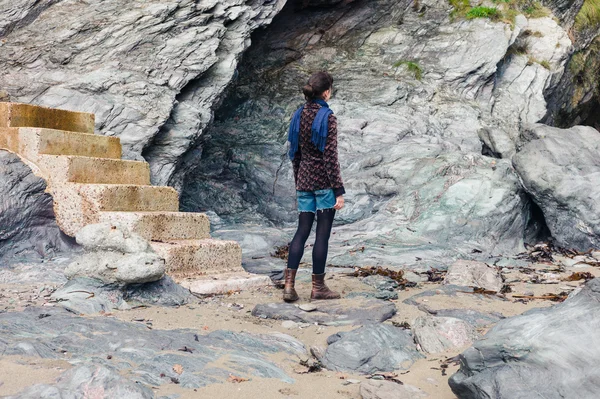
[{"xmin": 334, "ymin": 195, "xmax": 345, "ymax": 210}]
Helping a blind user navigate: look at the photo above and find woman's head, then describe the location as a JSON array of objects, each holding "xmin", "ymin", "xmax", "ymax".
[{"xmin": 302, "ymin": 71, "xmax": 334, "ymax": 102}]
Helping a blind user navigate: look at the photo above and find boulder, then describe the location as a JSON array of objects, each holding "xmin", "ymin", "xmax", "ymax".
[
  {"xmin": 412, "ymin": 316, "xmax": 478, "ymax": 354},
  {"xmin": 322, "ymin": 324, "xmax": 423, "ymax": 374},
  {"xmin": 513, "ymin": 124, "xmax": 600, "ymax": 251},
  {"xmin": 52, "ymin": 276, "xmax": 190, "ymax": 315},
  {"xmin": 0, "ymin": 150, "xmax": 74, "ymax": 262},
  {"xmin": 64, "ymin": 223, "xmax": 165, "ymax": 285},
  {"xmin": 360, "ymin": 380, "xmax": 429, "ymax": 399},
  {"xmin": 449, "ymin": 278, "xmax": 600, "ymax": 398},
  {"xmin": 443, "ymin": 260, "xmax": 503, "ymax": 292}
]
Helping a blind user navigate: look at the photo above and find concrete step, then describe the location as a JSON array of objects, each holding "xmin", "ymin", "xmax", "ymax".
[
  {"xmin": 178, "ymin": 273, "xmax": 273, "ymax": 296},
  {"xmin": 39, "ymin": 155, "xmax": 150, "ymax": 185},
  {"xmin": 0, "ymin": 127, "xmax": 121, "ymax": 160},
  {"xmin": 150, "ymin": 239, "xmax": 243, "ymax": 278},
  {"xmin": 52, "ymin": 183, "xmax": 179, "ymax": 236},
  {"xmin": 0, "ymin": 102, "xmax": 95, "ymax": 133},
  {"xmin": 98, "ymin": 211, "xmax": 210, "ymax": 242}
]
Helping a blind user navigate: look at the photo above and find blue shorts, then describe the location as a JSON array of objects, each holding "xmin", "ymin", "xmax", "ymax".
[{"xmin": 297, "ymin": 189, "xmax": 336, "ymax": 213}]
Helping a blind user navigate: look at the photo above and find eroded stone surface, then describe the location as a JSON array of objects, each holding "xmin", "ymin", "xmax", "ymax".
[
  {"xmin": 7, "ymin": 365, "xmax": 154, "ymax": 399},
  {"xmin": 0, "ymin": 150, "xmax": 75, "ymax": 262},
  {"xmin": 449, "ymin": 278, "xmax": 600, "ymax": 398},
  {"xmin": 413, "ymin": 316, "xmax": 478, "ymax": 354},
  {"xmin": 252, "ymin": 298, "xmax": 396, "ymax": 326},
  {"xmin": 322, "ymin": 324, "xmax": 423, "ymax": 374},
  {"xmin": 443, "ymin": 260, "xmax": 503, "ymax": 292},
  {"xmin": 514, "ymin": 124, "xmax": 600, "ymax": 251},
  {"xmin": 64, "ymin": 223, "xmax": 165, "ymax": 285},
  {"xmin": 0, "ymin": 307, "xmax": 306, "ymax": 391}
]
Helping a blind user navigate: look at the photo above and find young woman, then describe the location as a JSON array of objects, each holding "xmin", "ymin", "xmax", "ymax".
[{"xmin": 284, "ymin": 71, "xmax": 345, "ymax": 302}]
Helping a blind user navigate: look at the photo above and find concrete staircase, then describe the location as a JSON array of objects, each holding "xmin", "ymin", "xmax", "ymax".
[{"xmin": 0, "ymin": 102, "xmax": 242, "ymax": 279}]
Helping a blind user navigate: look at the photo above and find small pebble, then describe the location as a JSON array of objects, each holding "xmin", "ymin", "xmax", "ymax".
[{"xmin": 282, "ymin": 320, "xmax": 299, "ymax": 329}]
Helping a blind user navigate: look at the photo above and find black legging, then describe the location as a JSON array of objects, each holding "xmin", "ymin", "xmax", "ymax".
[{"xmin": 287, "ymin": 209, "xmax": 336, "ymax": 275}]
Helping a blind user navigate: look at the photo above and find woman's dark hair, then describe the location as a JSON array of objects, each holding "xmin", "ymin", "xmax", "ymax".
[{"xmin": 302, "ymin": 71, "xmax": 333, "ymax": 101}]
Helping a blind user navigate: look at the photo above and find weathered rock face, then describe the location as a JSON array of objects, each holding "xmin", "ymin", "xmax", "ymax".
[
  {"xmin": 513, "ymin": 124, "xmax": 600, "ymax": 251},
  {"xmin": 9, "ymin": 365, "xmax": 155, "ymax": 399},
  {"xmin": 322, "ymin": 324, "xmax": 423, "ymax": 374},
  {"xmin": 0, "ymin": 0, "xmax": 286, "ymax": 186},
  {"xmin": 443, "ymin": 260, "xmax": 503, "ymax": 292},
  {"xmin": 413, "ymin": 316, "xmax": 478, "ymax": 354},
  {"xmin": 64, "ymin": 223, "xmax": 166, "ymax": 284},
  {"xmin": 181, "ymin": 0, "xmax": 577, "ymax": 268},
  {"xmin": 252, "ymin": 298, "xmax": 396, "ymax": 326},
  {"xmin": 0, "ymin": 307, "xmax": 307, "ymax": 392},
  {"xmin": 0, "ymin": 150, "xmax": 74, "ymax": 261},
  {"xmin": 449, "ymin": 278, "xmax": 600, "ymax": 398}
]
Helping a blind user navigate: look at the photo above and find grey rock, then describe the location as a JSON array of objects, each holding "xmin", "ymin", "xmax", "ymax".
[
  {"xmin": 0, "ymin": 150, "xmax": 75, "ymax": 263},
  {"xmin": 413, "ymin": 316, "xmax": 478, "ymax": 354},
  {"xmin": 360, "ymin": 379, "xmax": 429, "ymax": 399},
  {"xmin": 252, "ymin": 298, "xmax": 396, "ymax": 326},
  {"xmin": 443, "ymin": 260, "xmax": 503, "ymax": 292},
  {"xmin": 403, "ymin": 271, "xmax": 428, "ymax": 284},
  {"xmin": 425, "ymin": 308, "xmax": 505, "ymax": 328},
  {"xmin": 0, "ymin": 307, "xmax": 306, "ymax": 391},
  {"xmin": 298, "ymin": 303, "xmax": 317, "ymax": 312},
  {"xmin": 281, "ymin": 320, "xmax": 298, "ymax": 329},
  {"xmin": 123, "ymin": 275, "xmax": 190, "ymax": 307},
  {"xmin": 361, "ymin": 275, "xmax": 399, "ymax": 291},
  {"xmin": 7, "ymin": 365, "xmax": 154, "ymax": 399},
  {"xmin": 180, "ymin": 0, "xmax": 573, "ymax": 269},
  {"xmin": 513, "ymin": 124, "xmax": 600, "ymax": 251},
  {"xmin": 75, "ymin": 222, "xmax": 150, "ymax": 253},
  {"xmin": 65, "ymin": 251, "xmax": 165, "ymax": 285},
  {"xmin": 322, "ymin": 324, "xmax": 423, "ymax": 374},
  {"xmin": 52, "ymin": 276, "xmax": 189, "ymax": 315},
  {"xmin": 449, "ymin": 278, "xmax": 600, "ymax": 399},
  {"xmin": 0, "ymin": 0, "xmax": 286, "ymax": 187},
  {"xmin": 51, "ymin": 278, "xmax": 130, "ymax": 314},
  {"xmin": 374, "ymin": 290, "xmax": 399, "ymax": 301},
  {"xmin": 64, "ymin": 223, "xmax": 165, "ymax": 285}
]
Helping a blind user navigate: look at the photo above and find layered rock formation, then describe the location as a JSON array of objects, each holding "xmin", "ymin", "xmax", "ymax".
[
  {"xmin": 514, "ymin": 123, "xmax": 600, "ymax": 251},
  {"xmin": 1, "ymin": 0, "xmax": 599, "ymax": 267},
  {"xmin": 180, "ymin": 0, "xmax": 595, "ymax": 268},
  {"xmin": 0, "ymin": 150, "xmax": 74, "ymax": 260},
  {"xmin": 0, "ymin": 0, "xmax": 286, "ymax": 186},
  {"xmin": 449, "ymin": 278, "xmax": 600, "ymax": 398}
]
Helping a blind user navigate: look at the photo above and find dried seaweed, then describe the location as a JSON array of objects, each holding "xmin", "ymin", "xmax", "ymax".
[
  {"xmin": 512, "ymin": 292, "xmax": 569, "ymax": 302},
  {"xmin": 565, "ymin": 272, "xmax": 594, "ymax": 281},
  {"xmin": 352, "ymin": 266, "xmax": 416, "ymax": 288},
  {"xmin": 271, "ymin": 244, "xmax": 290, "ymax": 260},
  {"xmin": 426, "ymin": 268, "xmax": 446, "ymax": 282}
]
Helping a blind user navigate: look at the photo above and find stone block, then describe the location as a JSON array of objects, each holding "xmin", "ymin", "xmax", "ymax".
[
  {"xmin": 38, "ymin": 155, "xmax": 150, "ymax": 185},
  {"xmin": 151, "ymin": 239, "xmax": 243, "ymax": 278},
  {"xmin": 98, "ymin": 211, "xmax": 210, "ymax": 242},
  {"xmin": 180, "ymin": 274, "xmax": 272, "ymax": 295},
  {"xmin": 0, "ymin": 102, "xmax": 94, "ymax": 133}
]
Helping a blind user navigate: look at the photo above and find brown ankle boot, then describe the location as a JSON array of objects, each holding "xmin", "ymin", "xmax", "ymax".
[
  {"xmin": 311, "ymin": 273, "xmax": 341, "ymax": 300},
  {"xmin": 283, "ymin": 269, "xmax": 299, "ymax": 302}
]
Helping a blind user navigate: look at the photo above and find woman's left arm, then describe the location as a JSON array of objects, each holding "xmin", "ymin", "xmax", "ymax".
[{"xmin": 323, "ymin": 114, "xmax": 345, "ymax": 197}]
